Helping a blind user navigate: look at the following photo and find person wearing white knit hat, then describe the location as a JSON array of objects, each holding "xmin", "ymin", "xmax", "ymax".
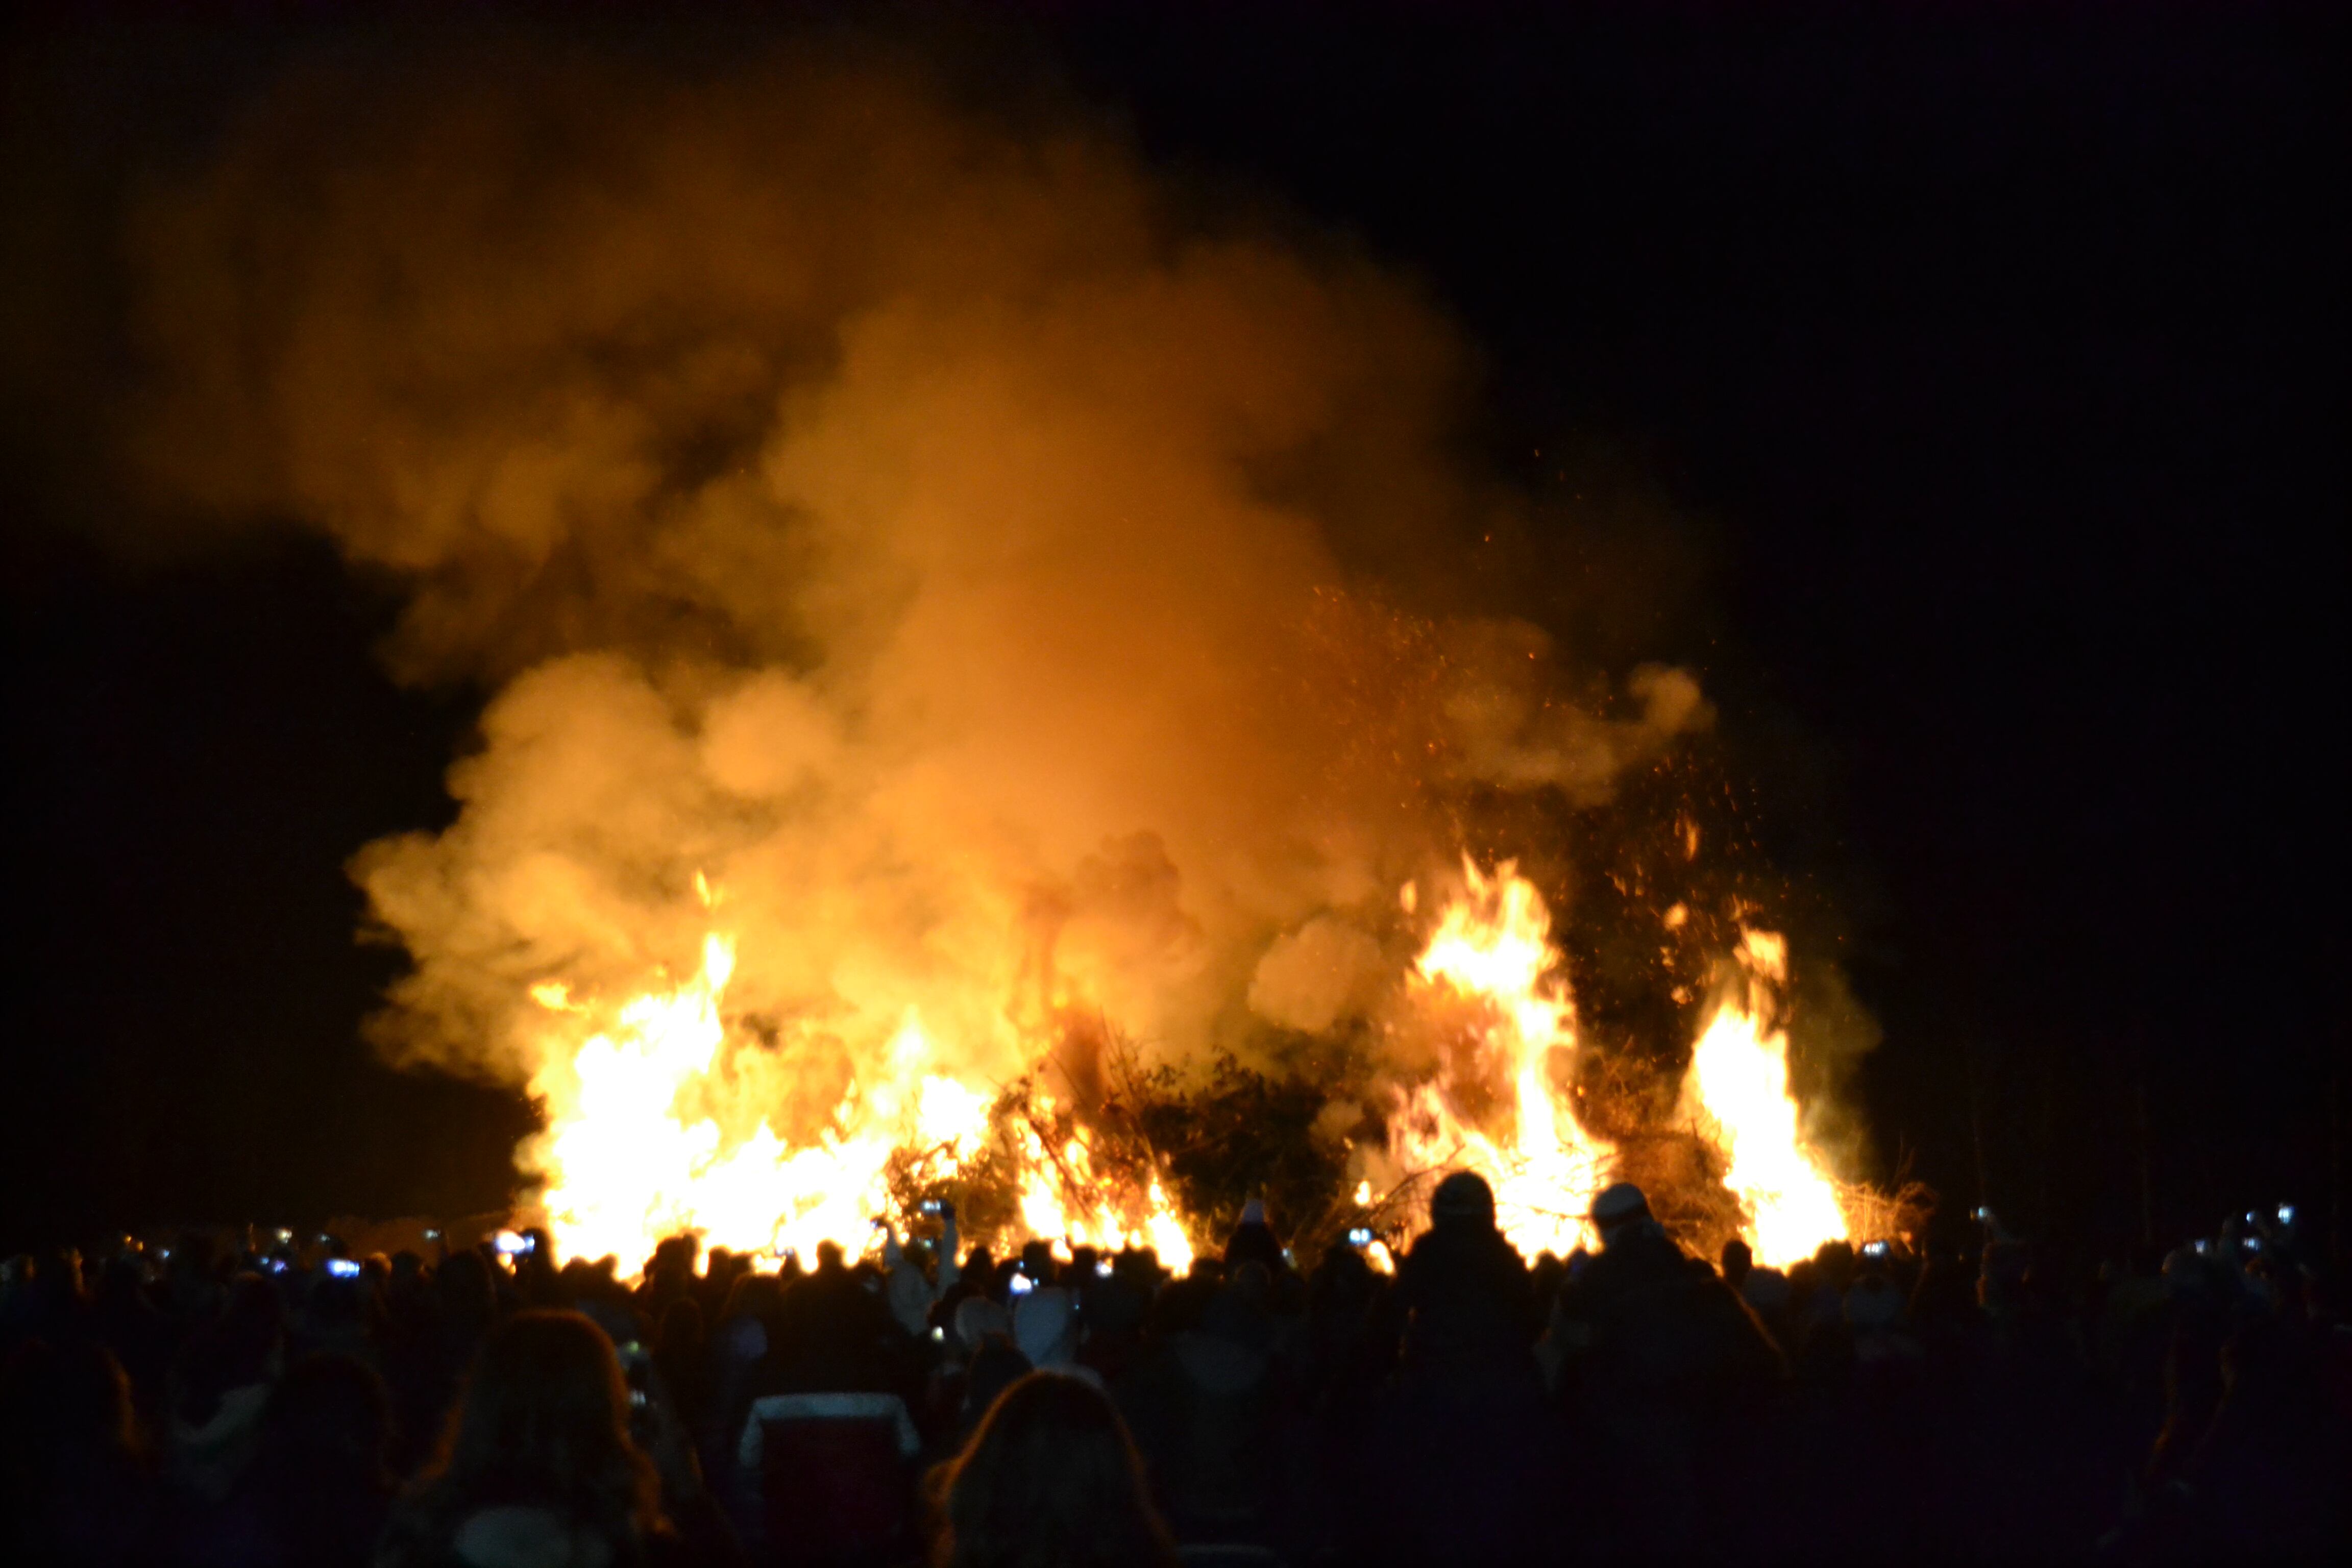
[{"xmin": 1589, "ymin": 1182, "xmax": 1661, "ymax": 1250}]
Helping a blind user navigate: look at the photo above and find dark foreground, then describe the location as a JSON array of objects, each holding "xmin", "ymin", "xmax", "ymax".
[{"xmin": 3, "ymin": 1185, "xmax": 2344, "ymax": 1566}]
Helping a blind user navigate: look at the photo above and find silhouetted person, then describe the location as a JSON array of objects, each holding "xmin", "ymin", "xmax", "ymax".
[
  {"xmin": 170, "ymin": 1270, "xmax": 287, "ymax": 1502},
  {"xmin": 951, "ymin": 1298, "xmax": 1032, "ymax": 1437},
  {"xmin": 1369, "ymin": 1171, "xmax": 1556, "ymax": 1564},
  {"xmin": 2174, "ymin": 1313, "xmax": 2342, "ymax": 1557},
  {"xmin": 768, "ymin": 1238, "xmax": 909, "ymax": 1397},
  {"xmin": 1719, "ymin": 1236, "xmax": 1753, "ymax": 1293},
  {"xmin": 90, "ymin": 1253, "xmax": 172, "ymax": 1424},
  {"xmin": 653, "ymin": 1298, "xmax": 710, "ymax": 1434},
  {"xmin": 377, "ymin": 1308, "xmax": 732, "ymax": 1568},
  {"xmin": 928, "ymin": 1371, "xmax": 1176, "ymax": 1568},
  {"xmin": 193, "ymin": 1353, "xmax": 395, "ymax": 1568},
  {"xmin": 0, "ymin": 1337, "xmax": 156, "ymax": 1564},
  {"xmin": 1113, "ymin": 1271, "xmax": 1285, "ymax": 1546},
  {"xmin": 1394, "ymin": 1171, "xmax": 1537, "ymax": 1384},
  {"xmin": 1555, "ymin": 1183, "xmax": 1784, "ymax": 1559},
  {"xmin": 1221, "ymin": 1198, "xmax": 1285, "ymax": 1277}
]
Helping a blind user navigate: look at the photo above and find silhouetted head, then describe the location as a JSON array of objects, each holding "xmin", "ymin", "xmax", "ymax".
[
  {"xmin": 1720, "ymin": 1236, "xmax": 1754, "ymax": 1287},
  {"xmin": 1429, "ymin": 1171, "xmax": 1497, "ymax": 1233},
  {"xmin": 0, "ymin": 1338, "xmax": 138, "ymax": 1467},
  {"xmin": 1591, "ymin": 1183, "xmax": 1654, "ymax": 1248},
  {"xmin": 261, "ymin": 1353, "xmax": 392, "ymax": 1489},
  {"xmin": 407, "ymin": 1309, "xmax": 659, "ymax": 1546},
  {"xmin": 719, "ymin": 1270, "xmax": 783, "ymax": 1328},
  {"xmin": 933, "ymin": 1371, "xmax": 1175, "ymax": 1568},
  {"xmin": 1012, "ymin": 1287, "xmax": 1077, "ymax": 1368},
  {"xmin": 434, "ymin": 1248, "xmax": 496, "ymax": 1334},
  {"xmin": 1313, "ymin": 1240, "xmax": 1374, "ymax": 1307},
  {"xmin": 815, "ymin": 1239, "xmax": 846, "ymax": 1272},
  {"xmin": 954, "ymin": 1295, "xmax": 1014, "ymax": 1354},
  {"xmin": 657, "ymin": 1297, "xmax": 704, "ymax": 1359},
  {"xmin": 1844, "ymin": 1273, "xmax": 1907, "ymax": 1333}
]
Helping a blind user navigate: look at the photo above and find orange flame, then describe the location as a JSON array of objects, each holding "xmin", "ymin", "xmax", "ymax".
[
  {"xmin": 521, "ymin": 862, "xmax": 1841, "ymax": 1279},
  {"xmin": 524, "ymin": 930, "xmax": 1192, "ymax": 1273},
  {"xmin": 1397, "ymin": 858, "xmax": 1611, "ymax": 1257},
  {"xmin": 1677, "ymin": 929, "xmax": 1848, "ymax": 1267}
]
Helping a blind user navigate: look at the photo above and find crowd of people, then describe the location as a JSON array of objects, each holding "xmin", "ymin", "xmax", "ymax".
[{"xmin": 1, "ymin": 1176, "xmax": 2342, "ymax": 1565}]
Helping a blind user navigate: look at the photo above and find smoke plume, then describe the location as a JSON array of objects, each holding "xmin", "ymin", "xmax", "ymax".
[{"xmin": 121, "ymin": 46, "xmax": 1709, "ymax": 1126}]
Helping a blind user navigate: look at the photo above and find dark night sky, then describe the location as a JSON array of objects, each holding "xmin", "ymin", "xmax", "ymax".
[{"xmin": 3, "ymin": 2, "xmax": 2341, "ymax": 1253}]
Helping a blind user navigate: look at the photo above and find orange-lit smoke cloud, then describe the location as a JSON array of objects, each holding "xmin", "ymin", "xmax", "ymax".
[{"xmin": 124, "ymin": 49, "xmax": 1708, "ymax": 1117}]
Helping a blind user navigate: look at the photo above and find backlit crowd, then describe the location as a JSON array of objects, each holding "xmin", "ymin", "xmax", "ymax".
[{"xmin": 2, "ymin": 1178, "xmax": 2342, "ymax": 1564}]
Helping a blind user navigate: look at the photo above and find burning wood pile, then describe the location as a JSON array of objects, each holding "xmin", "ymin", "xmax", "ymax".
[
  {"xmin": 105, "ymin": 55, "xmax": 1922, "ymax": 1283},
  {"xmin": 517, "ymin": 857, "xmax": 1897, "ymax": 1275}
]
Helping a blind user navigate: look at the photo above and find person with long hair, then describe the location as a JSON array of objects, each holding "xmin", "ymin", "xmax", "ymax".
[
  {"xmin": 377, "ymin": 1308, "xmax": 730, "ymax": 1568},
  {"xmin": 929, "ymin": 1370, "xmax": 1176, "ymax": 1568}
]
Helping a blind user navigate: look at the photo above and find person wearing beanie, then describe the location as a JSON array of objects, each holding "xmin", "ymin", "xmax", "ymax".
[
  {"xmin": 1590, "ymin": 1182, "xmax": 1668, "ymax": 1249},
  {"xmin": 1370, "ymin": 1173, "xmax": 1559, "ymax": 1561},
  {"xmin": 1548, "ymin": 1183, "xmax": 1686, "ymax": 1378},
  {"xmin": 1554, "ymin": 1186, "xmax": 1786, "ymax": 1558},
  {"xmin": 1390, "ymin": 1171, "xmax": 1537, "ymax": 1388},
  {"xmin": 1430, "ymin": 1170, "xmax": 1500, "ymax": 1229}
]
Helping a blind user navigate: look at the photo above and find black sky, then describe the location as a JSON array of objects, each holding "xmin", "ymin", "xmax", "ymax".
[{"xmin": 3, "ymin": 2, "xmax": 2342, "ymax": 1254}]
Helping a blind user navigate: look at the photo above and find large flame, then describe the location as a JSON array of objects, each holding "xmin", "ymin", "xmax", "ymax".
[
  {"xmin": 1677, "ymin": 929, "xmax": 1849, "ymax": 1267},
  {"xmin": 525, "ymin": 930, "xmax": 1193, "ymax": 1272},
  {"xmin": 522, "ymin": 862, "xmax": 1843, "ymax": 1277},
  {"xmin": 1400, "ymin": 863, "xmax": 1850, "ymax": 1266},
  {"xmin": 1396, "ymin": 859, "xmax": 1612, "ymax": 1257}
]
